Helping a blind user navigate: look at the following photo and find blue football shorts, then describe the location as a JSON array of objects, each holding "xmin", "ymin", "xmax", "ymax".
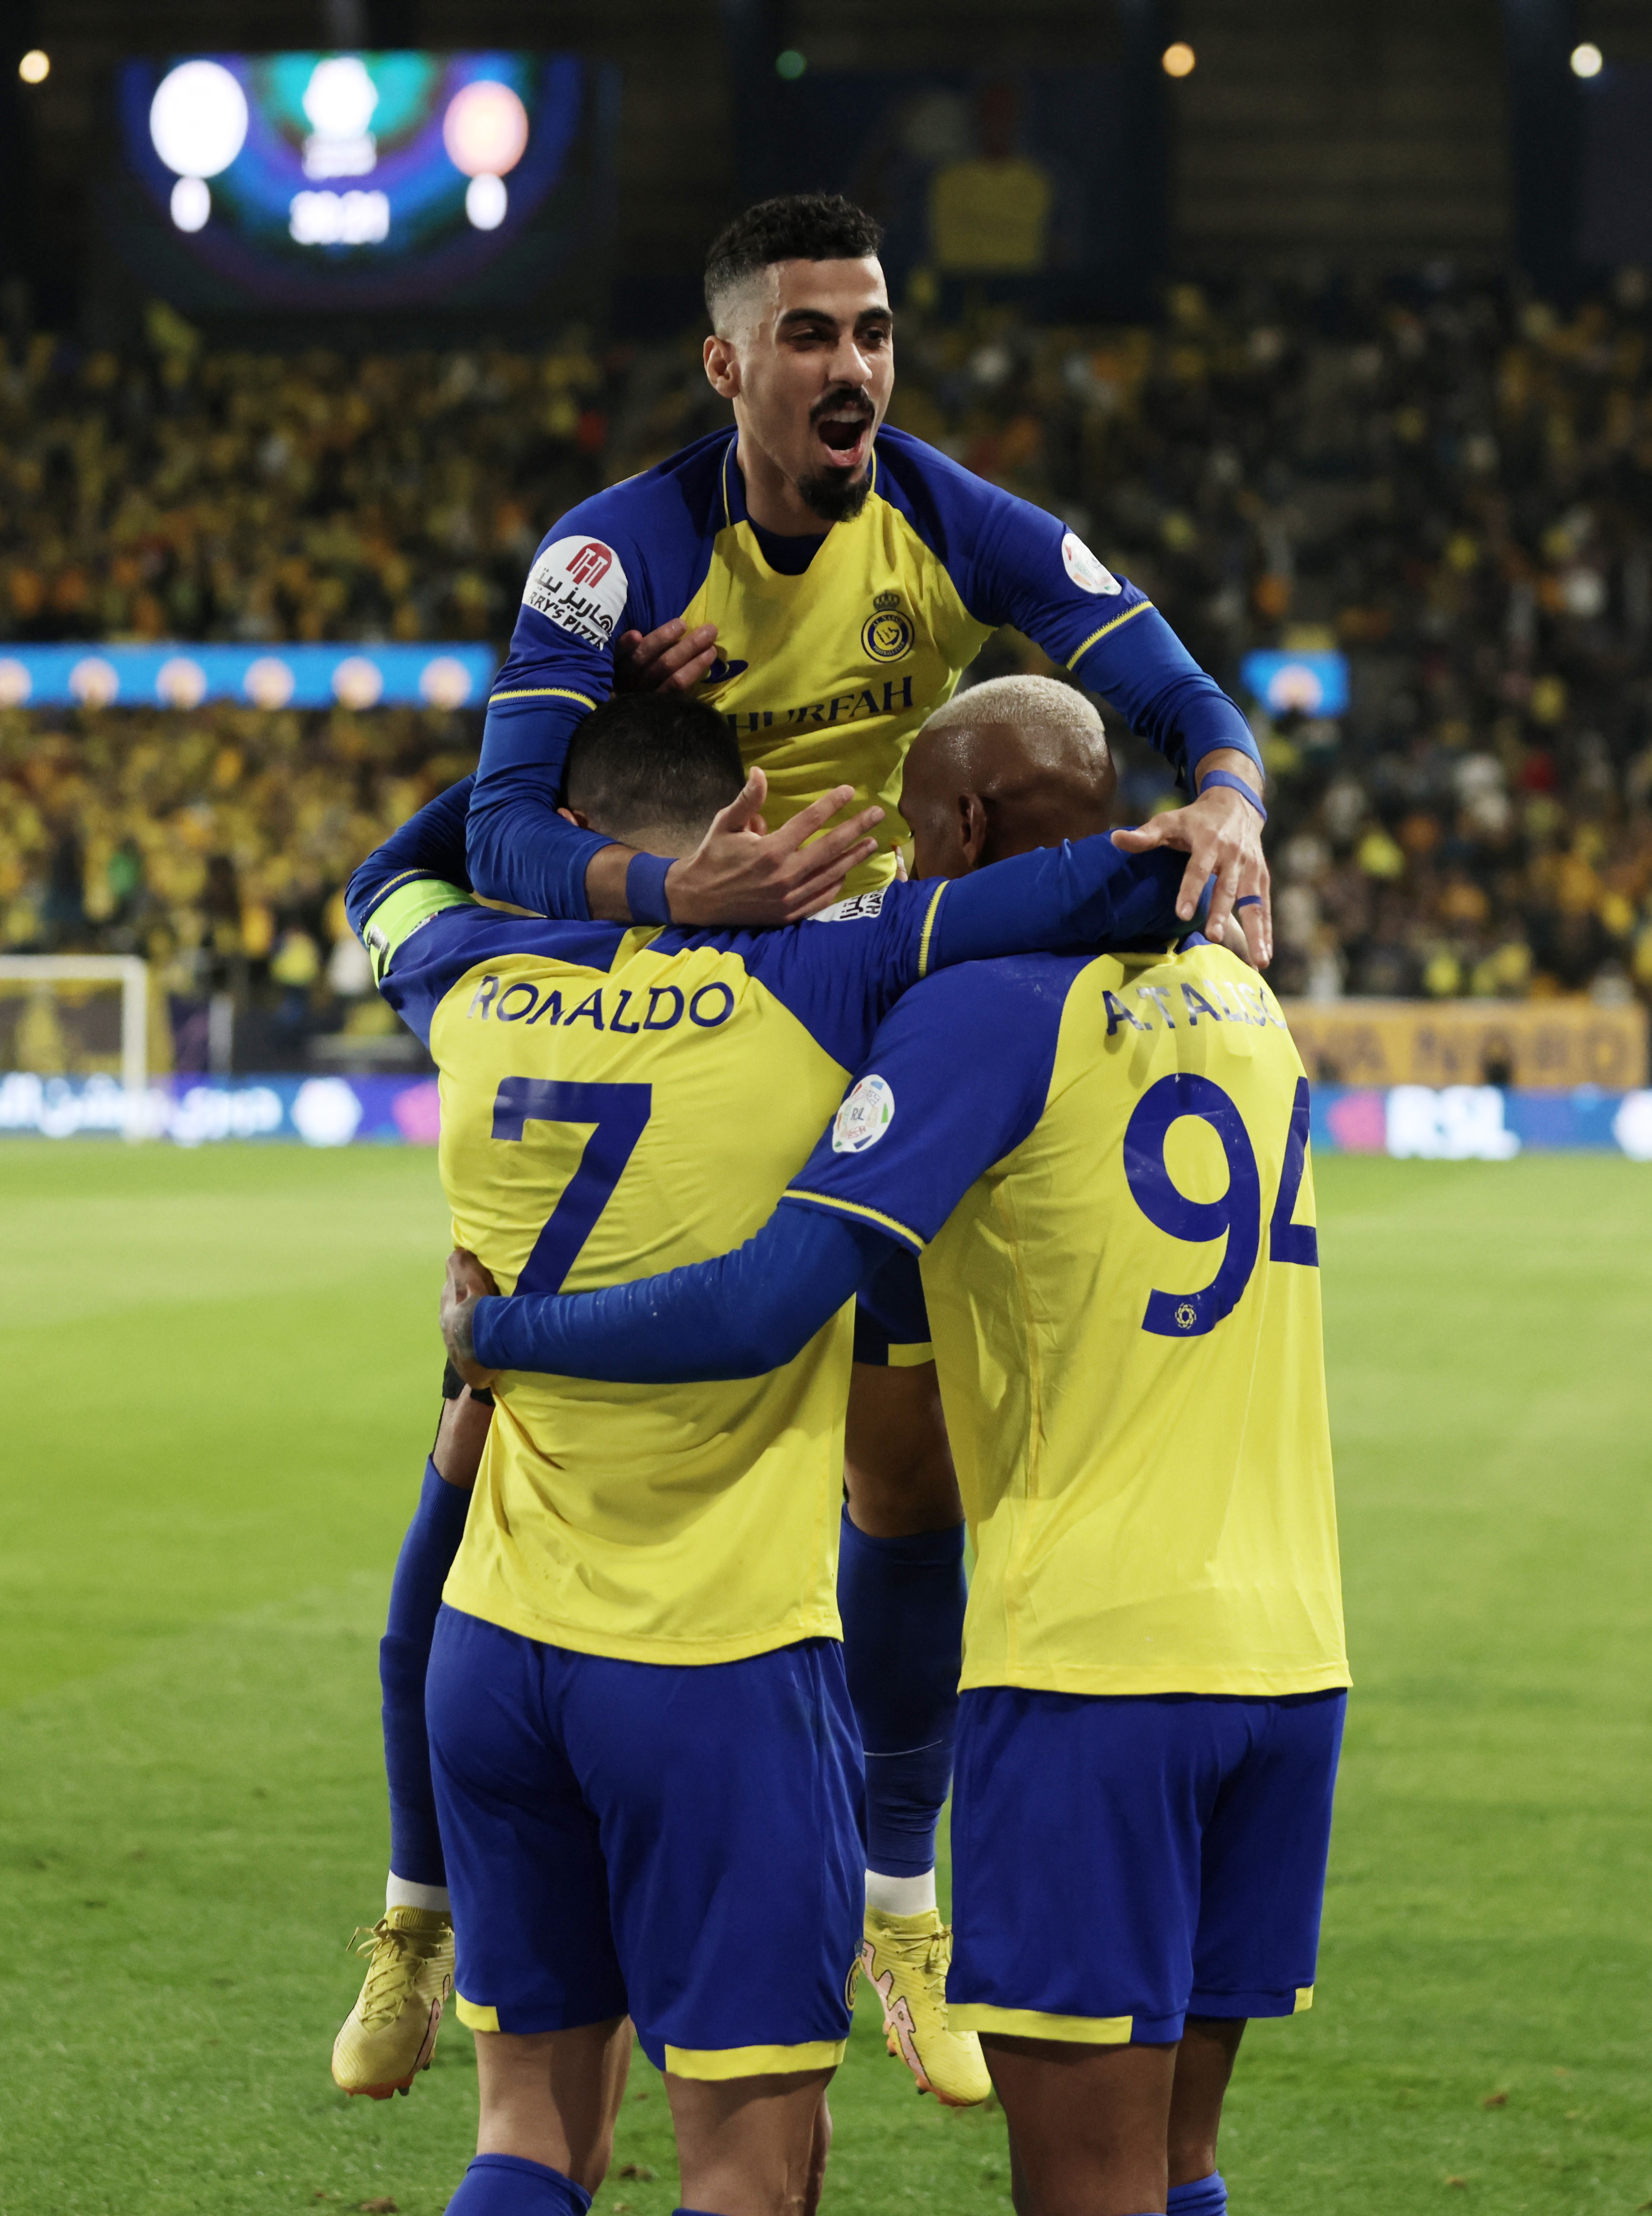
[
  {"xmin": 425, "ymin": 1605, "xmax": 864, "ymax": 2079},
  {"xmin": 947, "ymin": 1685, "xmax": 1347, "ymax": 2046}
]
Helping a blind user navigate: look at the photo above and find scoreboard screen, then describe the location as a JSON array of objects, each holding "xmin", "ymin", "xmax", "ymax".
[{"xmin": 113, "ymin": 51, "xmax": 611, "ymax": 313}]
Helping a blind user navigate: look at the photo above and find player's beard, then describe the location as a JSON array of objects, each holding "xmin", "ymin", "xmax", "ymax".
[
  {"xmin": 797, "ymin": 381, "xmax": 878, "ymax": 522},
  {"xmin": 795, "ymin": 460, "xmax": 874, "ymax": 523}
]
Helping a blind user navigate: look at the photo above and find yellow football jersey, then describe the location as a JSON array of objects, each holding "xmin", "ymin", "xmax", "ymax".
[
  {"xmin": 361, "ymin": 866, "xmax": 949, "ymax": 1665},
  {"xmin": 480, "ymin": 423, "xmax": 1228, "ymax": 902},
  {"xmin": 786, "ymin": 939, "xmax": 1349, "ymax": 1699},
  {"xmin": 680, "ymin": 440, "xmax": 989, "ymax": 878}
]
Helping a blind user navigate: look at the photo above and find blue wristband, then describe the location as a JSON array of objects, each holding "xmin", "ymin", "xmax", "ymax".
[
  {"xmin": 1198, "ymin": 769, "xmax": 1267, "ymax": 822},
  {"xmin": 625, "ymin": 852, "xmax": 675, "ymax": 925}
]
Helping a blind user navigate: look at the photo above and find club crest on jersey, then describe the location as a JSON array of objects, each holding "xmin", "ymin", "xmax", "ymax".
[
  {"xmin": 1061, "ymin": 531, "xmax": 1122, "ymax": 595},
  {"xmin": 832, "ymin": 1072, "xmax": 894, "ymax": 1153},
  {"xmin": 522, "ymin": 534, "xmax": 629, "ymax": 649},
  {"xmin": 861, "ymin": 598, "xmax": 914, "ymax": 663}
]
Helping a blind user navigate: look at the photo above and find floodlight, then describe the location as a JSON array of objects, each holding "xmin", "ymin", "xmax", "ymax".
[
  {"xmin": 150, "ymin": 59, "xmax": 249, "ymax": 179},
  {"xmin": 303, "ymin": 55, "xmax": 378, "ymax": 136},
  {"xmin": 466, "ymin": 173, "xmax": 508, "ymax": 229},
  {"xmin": 170, "ymin": 176, "xmax": 211, "ymax": 231},
  {"xmin": 442, "ymin": 79, "xmax": 529, "ymax": 177}
]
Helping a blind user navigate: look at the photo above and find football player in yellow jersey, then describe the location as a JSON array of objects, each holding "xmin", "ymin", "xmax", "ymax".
[
  {"xmin": 445, "ymin": 680, "xmax": 1349, "ymax": 2216},
  {"xmin": 348, "ymin": 688, "xmax": 1217, "ymax": 2216},
  {"xmin": 468, "ymin": 192, "xmax": 1273, "ymax": 950}
]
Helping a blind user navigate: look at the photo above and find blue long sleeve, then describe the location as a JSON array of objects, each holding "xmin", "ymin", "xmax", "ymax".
[
  {"xmin": 345, "ymin": 775, "xmax": 474, "ymax": 938},
  {"xmin": 907, "ymin": 439, "xmax": 1262, "ymax": 786},
  {"xmin": 470, "ymin": 1203, "xmax": 890, "ymax": 1382},
  {"xmin": 467, "ymin": 694, "xmax": 616, "ymax": 921},
  {"xmin": 1073, "ymin": 608, "xmax": 1260, "ymax": 786},
  {"xmin": 928, "ymin": 834, "xmax": 1199, "ymax": 969}
]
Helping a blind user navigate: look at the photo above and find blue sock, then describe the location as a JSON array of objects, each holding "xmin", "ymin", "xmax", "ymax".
[
  {"xmin": 381, "ymin": 1456, "xmax": 472, "ymax": 1888},
  {"xmin": 837, "ymin": 1510, "xmax": 966, "ymax": 1878},
  {"xmin": 445, "ymin": 2155, "xmax": 591, "ymax": 2216},
  {"xmin": 1168, "ymin": 2174, "xmax": 1228, "ymax": 2215}
]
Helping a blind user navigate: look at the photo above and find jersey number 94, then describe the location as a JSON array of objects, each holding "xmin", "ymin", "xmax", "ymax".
[{"xmin": 1125, "ymin": 1074, "xmax": 1317, "ymax": 1338}]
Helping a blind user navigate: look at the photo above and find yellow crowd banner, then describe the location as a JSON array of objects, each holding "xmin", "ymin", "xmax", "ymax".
[{"xmin": 1278, "ymin": 997, "xmax": 1649, "ymax": 1090}]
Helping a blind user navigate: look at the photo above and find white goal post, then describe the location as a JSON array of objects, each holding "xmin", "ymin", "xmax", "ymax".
[{"xmin": 0, "ymin": 954, "xmax": 150, "ymax": 1095}]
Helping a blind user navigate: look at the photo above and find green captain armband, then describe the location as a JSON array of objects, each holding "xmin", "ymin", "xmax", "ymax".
[{"xmin": 360, "ymin": 874, "xmax": 474, "ymax": 986}]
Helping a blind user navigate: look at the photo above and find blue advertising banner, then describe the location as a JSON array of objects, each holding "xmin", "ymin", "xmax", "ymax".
[
  {"xmin": 4, "ymin": 1075, "xmax": 1650, "ymax": 1161},
  {"xmin": 1312, "ymin": 1085, "xmax": 1652, "ymax": 1160},
  {"xmin": 0, "ymin": 1071, "xmax": 439, "ymax": 1146},
  {"xmin": 0, "ymin": 643, "xmax": 496, "ymax": 712},
  {"xmin": 1239, "ymin": 651, "xmax": 1350, "ymax": 718}
]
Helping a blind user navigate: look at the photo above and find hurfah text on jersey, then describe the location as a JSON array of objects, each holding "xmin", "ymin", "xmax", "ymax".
[{"xmin": 722, "ymin": 675, "xmax": 915, "ymax": 734}]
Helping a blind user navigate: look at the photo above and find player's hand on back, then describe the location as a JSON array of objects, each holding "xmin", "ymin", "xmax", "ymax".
[
  {"xmin": 441, "ymin": 1247, "xmax": 500, "ymax": 1392},
  {"xmin": 1210, "ymin": 910, "xmax": 1261, "ymax": 967},
  {"xmin": 614, "ymin": 617, "xmax": 721, "ymax": 695},
  {"xmin": 666, "ymin": 769, "xmax": 884, "ymax": 928},
  {"xmin": 1110, "ymin": 760, "xmax": 1273, "ymax": 966}
]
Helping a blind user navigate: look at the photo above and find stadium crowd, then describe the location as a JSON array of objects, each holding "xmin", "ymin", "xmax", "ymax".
[
  {"xmin": 5, "ymin": 273, "xmax": 1652, "ymax": 1067},
  {"xmin": 885, "ymin": 272, "xmax": 1652, "ymax": 1008}
]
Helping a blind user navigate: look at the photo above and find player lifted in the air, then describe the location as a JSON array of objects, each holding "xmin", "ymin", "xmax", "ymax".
[
  {"xmin": 466, "ymin": 191, "xmax": 1272, "ymax": 943},
  {"xmin": 335, "ymin": 189, "xmax": 1275, "ymax": 2111}
]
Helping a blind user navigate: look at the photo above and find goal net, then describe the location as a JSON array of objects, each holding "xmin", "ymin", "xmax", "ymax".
[{"xmin": 0, "ymin": 955, "xmax": 150, "ymax": 1097}]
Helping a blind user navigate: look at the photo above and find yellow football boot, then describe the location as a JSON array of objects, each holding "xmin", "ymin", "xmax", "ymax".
[
  {"xmin": 857, "ymin": 1906, "xmax": 993, "ymax": 2107},
  {"xmin": 331, "ymin": 1906, "xmax": 454, "ymax": 2099}
]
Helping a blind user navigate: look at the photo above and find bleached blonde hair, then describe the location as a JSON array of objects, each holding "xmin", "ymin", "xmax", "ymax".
[{"xmin": 922, "ymin": 674, "xmax": 1107, "ymax": 755}]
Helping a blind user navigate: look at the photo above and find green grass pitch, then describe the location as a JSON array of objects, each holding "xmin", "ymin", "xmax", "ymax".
[{"xmin": 1, "ymin": 1140, "xmax": 1649, "ymax": 2214}]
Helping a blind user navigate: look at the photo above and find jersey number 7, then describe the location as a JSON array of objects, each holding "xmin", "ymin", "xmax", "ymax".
[
  {"xmin": 1124, "ymin": 1074, "xmax": 1317, "ymax": 1338},
  {"xmin": 492, "ymin": 1078, "xmax": 653, "ymax": 1296}
]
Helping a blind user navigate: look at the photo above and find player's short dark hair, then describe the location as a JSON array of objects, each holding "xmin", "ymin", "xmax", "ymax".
[
  {"xmin": 563, "ymin": 692, "xmax": 745, "ymax": 840},
  {"xmin": 704, "ymin": 193, "xmax": 883, "ymax": 323}
]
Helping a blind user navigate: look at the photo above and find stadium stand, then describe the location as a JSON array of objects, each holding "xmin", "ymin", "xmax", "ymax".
[
  {"xmin": 5, "ymin": 275, "xmax": 1652, "ymax": 1072},
  {"xmin": 878, "ymin": 276, "xmax": 1652, "ymax": 1010}
]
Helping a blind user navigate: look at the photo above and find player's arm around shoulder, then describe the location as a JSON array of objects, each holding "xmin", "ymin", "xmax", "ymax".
[
  {"xmin": 882, "ymin": 433, "xmax": 1275, "ymax": 963},
  {"xmin": 487, "ymin": 480, "xmax": 662, "ymax": 723},
  {"xmin": 723, "ymin": 872, "xmax": 952, "ymax": 1080},
  {"xmin": 468, "ymin": 482, "xmax": 672, "ymax": 920},
  {"xmin": 438, "ymin": 962, "xmax": 1063, "ymax": 1392},
  {"xmin": 345, "ymin": 784, "xmax": 499, "ymax": 1046},
  {"xmin": 346, "ymin": 777, "xmax": 473, "ymax": 952},
  {"xmin": 495, "ymin": 442, "xmax": 734, "ymax": 709},
  {"xmin": 782, "ymin": 954, "xmax": 1071, "ymax": 1259}
]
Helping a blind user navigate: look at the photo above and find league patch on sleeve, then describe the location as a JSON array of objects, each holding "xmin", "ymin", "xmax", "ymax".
[
  {"xmin": 521, "ymin": 534, "xmax": 629, "ymax": 649},
  {"xmin": 832, "ymin": 1073, "xmax": 895, "ymax": 1154},
  {"xmin": 1061, "ymin": 531, "xmax": 1122, "ymax": 596},
  {"xmin": 808, "ymin": 890, "xmax": 887, "ymax": 924}
]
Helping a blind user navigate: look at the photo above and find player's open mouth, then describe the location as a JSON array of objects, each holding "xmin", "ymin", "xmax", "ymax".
[{"xmin": 812, "ymin": 404, "xmax": 874, "ymax": 472}]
